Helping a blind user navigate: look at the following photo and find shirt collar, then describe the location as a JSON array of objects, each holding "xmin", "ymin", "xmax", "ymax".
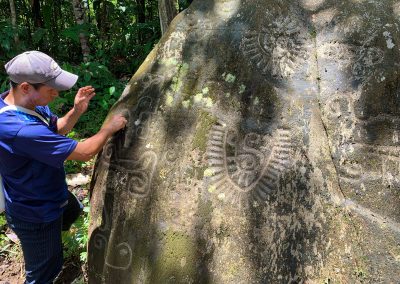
[{"xmin": 1, "ymin": 90, "xmax": 10, "ymax": 100}]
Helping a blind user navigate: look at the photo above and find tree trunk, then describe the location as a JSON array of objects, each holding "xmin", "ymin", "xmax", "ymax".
[
  {"xmin": 71, "ymin": 0, "xmax": 90, "ymax": 62},
  {"xmin": 31, "ymin": 0, "xmax": 43, "ymax": 28},
  {"xmin": 136, "ymin": 0, "xmax": 146, "ymax": 24},
  {"xmin": 22, "ymin": 0, "xmax": 32, "ymax": 43},
  {"xmin": 94, "ymin": 0, "xmax": 110, "ymax": 43},
  {"xmin": 135, "ymin": 0, "xmax": 146, "ymax": 44},
  {"xmin": 9, "ymin": 0, "xmax": 19, "ymax": 43},
  {"xmin": 158, "ymin": 0, "xmax": 177, "ymax": 35},
  {"xmin": 147, "ymin": 0, "xmax": 154, "ymax": 21}
]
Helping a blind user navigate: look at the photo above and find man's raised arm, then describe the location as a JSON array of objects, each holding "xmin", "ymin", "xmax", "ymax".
[{"xmin": 57, "ymin": 86, "xmax": 96, "ymax": 135}]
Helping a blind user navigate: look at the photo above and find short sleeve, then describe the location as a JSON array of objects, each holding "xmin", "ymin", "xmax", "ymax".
[{"xmin": 13, "ymin": 124, "xmax": 78, "ymax": 168}]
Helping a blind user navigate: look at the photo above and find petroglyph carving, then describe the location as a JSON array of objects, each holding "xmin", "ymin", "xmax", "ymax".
[
  {"xmin": 131, "ymin": 96, "xmax": 158, "ymax": 142},
  {"xmin": 163, "ymin": 136, "xmax": 184, "ymax": 165},
  {"xmin": 91, "ymin": 194, "xmax": 113, "ymax": 257},
  {"xmin": 88, "ymin": 1, "xmax": 400, "ymax": 281},
  {"xmin": 241, "ymin": 15, "xmax": 308, "ymax": 78},
  {"xmin": 107, "ymin": 151, "xmax": 158, "ymax": 198},
  {"xmin": 206, "ymin": 123, "xmax": 293, "ymax": 203},
  {"xmin": 319, "ymin": 42, "xmax": 384, "ymax": 79},
  {"xmin": 324, "ymin": 95, "xmax": 352, "ymax": 119},
  {"xmin": 93, "ymin": 233, "xmax": 108, "ymax": 250},
  {"xmin": 105, "ymin": 242, "xmax": 133, "ymax": 270},
  {"xmin": 100, "ymin": 95, "xmax": 158, "ymax": 167},
  {"xmin": 97, "ymin": 95, "xmax": 159, "ymax": 198},
  {"xmin": 159, "ymin": 30, "xmax": 187, "ymax": 61},
  {"xmin": 321, "ymin": 86, "xmax": 400, "ymax": 232},
  {"xmin": 338, "ymin": 143, "xmax": 400, "ymax": 184},
  {"xmin": 323, "ymin": 92, "xmax": 400, "ymax": 185}
]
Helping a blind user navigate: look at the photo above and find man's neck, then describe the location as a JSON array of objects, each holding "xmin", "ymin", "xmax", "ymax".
[
  {"xmin": 3, "ymin": 91, "xmax": 14, "ymax": 106},
  {"xmin": 4, "ymin": 89, "xmax": 35, "ymax": 110}
]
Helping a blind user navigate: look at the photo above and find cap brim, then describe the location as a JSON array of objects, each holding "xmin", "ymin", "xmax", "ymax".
[{"xmin": 46, "ymin": 70, "xmax": 78, "ymax": 91}]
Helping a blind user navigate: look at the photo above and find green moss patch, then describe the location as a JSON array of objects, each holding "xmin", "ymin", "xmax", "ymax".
[
  {"xmin": 192, "ymin": 111, "xmax": 218, "ymax": 152},
  {"xmin": 151, "ymin": 230, "xmax": 199, "ymax": 283}
]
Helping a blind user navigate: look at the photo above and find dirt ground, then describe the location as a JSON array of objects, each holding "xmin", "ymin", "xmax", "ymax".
[
  {"xmin": 0, "ymin": 254, "xmax": 86, "ymax": 284},
  {"xmin": 0, "ymin": 254, "xmax": 24, "ymax": 284}
]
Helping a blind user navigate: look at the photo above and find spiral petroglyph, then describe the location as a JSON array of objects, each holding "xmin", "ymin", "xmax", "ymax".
[
  {"xmin": 97, "ymin": 95, "xmax": 159, "ymax": 198},
  {"xmin": 106, "ymin": 152, "xmax": 158, "ymax": 198}
]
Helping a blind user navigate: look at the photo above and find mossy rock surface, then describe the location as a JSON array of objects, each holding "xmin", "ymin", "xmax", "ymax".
[{"xmin": 88, "ymin": 0, "xmax": 400, "ymax": 283}]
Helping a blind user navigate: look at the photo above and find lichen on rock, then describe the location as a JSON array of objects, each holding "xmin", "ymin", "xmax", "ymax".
[{"xmin": 88, "ymin": 0, "xmax": 400, "ymax": 283}]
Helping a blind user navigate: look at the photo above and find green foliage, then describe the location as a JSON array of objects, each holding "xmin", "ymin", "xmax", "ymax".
[
  {"xmin": 49, "ymin": 61, "xmax": 127, "ymax": 139},
  {"xmin": 64, "ymin": 160, "xmax": 85, "ymax": 174},
  {"xmin": 0, "ymin": 21, "xmax": 19, "ymax": 56},
  {"xmin": 0, "ymin": 213, "xmax": 7, "ymax": 253},
  {"xmin": 0, "ymin": 214, "xmax": 8, "ymax": 254},
  {"xmin": 0, "ymin": 214, "xmax": 6, "ymax": 229},
  {"xmin": 178, "ymin": 0, "xmax": 193, "ymax": 11},
  {"xmin": 0, "ymin": 20, "xmax": 22, "ymax": 93},
  {"xmin": 0, "ymin": 213, "xmax": 20, "ymax": 258},
  {"xmin": 62, "ymin": 24, "xmax": 93, "ymax": 43},
  {"xmin": 62, "ymin": 197, "xmax": 90, "ymax": 262},
  {"xmin": 63, "ymin": 131, "xmax": 85, "ymax": 174},
  {"xmin": 0, "ymin": 0, "xmax": 197, "ymax": 94},
  {"xmin": 64, "ymin": 158, "xmax": 94, "ymax": 175},
  {"xmin": 0, "ymin": 0, "xmax": 195, "ymax": 273}
]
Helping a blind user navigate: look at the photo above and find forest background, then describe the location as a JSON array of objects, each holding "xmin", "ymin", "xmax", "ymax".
[{"xmin": 0, "ymin": 0, "xmax": 191, "ymax": 282}]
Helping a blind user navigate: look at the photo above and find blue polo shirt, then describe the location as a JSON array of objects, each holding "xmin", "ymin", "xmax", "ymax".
[{"xmin": 0, "ymin": 90, "xmax": 78, "ymax": 223}]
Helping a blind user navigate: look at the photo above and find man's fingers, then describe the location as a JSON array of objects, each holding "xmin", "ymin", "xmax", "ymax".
[
  {"xmin": 78, "ymin": 90, "xmax": 95, "ymax": 99},
  {"xmin": 78, "ymin": 86, "xmax": 95, "ymax": 96},
  {"xmin": 83, "ymin": 89, "xmax": 95, "ymax": 95},
  {"xmin": 87, "ymin": 92, "xmax": 96, "ymax": 100},
  {"xmin": 103, "ymin": 114, "xmax": 128, "ymax": 133}
]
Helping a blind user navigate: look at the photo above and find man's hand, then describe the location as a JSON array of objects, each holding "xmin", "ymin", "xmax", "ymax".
[
  {"xmin": 73, "ymin": 86, "xmax": 96, "ymax": 114},
  {"xmin": 67, "ymin": 114, "xmax": 128, "ymax": 162},
  {"xmin": 101, "ymin": 114, "xmax": 128, "ymax": 135}
]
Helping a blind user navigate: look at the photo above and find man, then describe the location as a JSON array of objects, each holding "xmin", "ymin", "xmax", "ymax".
[{"xmin": 0, "ymin": 51, "xmax": 127, "ymax": 283}]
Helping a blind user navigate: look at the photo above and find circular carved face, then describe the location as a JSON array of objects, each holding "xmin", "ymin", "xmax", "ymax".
[
  {"xmin": 227, "ymin": 146, "xmax": 263, "ymax": 187},
  {"xmin": 236, "ymin": 153, "xmax": 259, "ymax": 171}
]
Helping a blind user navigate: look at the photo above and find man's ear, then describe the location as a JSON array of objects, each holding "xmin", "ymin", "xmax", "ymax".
[{"xmin": 19, "ymin": 82, "xmax": 31, "ymax": 94}]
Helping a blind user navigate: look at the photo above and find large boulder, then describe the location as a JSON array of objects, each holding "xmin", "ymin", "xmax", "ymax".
[{"xmin": 88, "ymin": 0, "xmax": 400, "ymax": 283}]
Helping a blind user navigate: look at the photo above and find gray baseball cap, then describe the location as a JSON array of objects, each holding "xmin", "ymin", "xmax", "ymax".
[{"xmin": 5, "ymin": 51, "xmax": 78, "ymax": 91}]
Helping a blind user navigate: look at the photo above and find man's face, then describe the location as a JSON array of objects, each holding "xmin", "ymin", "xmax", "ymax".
[{"xmin": 28, "ymin": 84, "xmax": 59, "ymax": 106}]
